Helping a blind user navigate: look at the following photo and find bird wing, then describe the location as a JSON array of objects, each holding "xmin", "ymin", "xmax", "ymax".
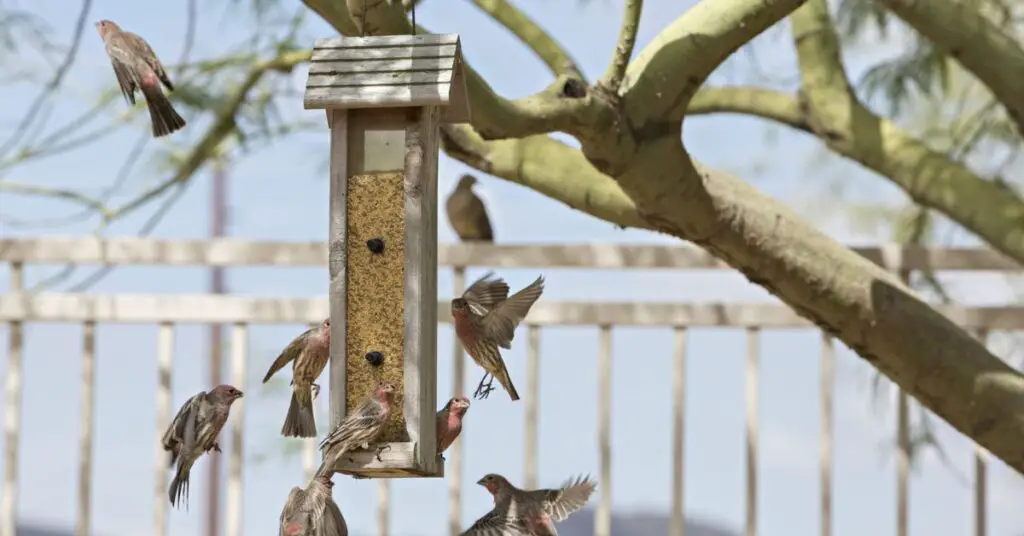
[
  {"xmin": 530, "ymin": 474, "xmax": 596, "ymax": 522},
  {"xmin": 263, "ymin": 328, "xmax": 312, "ymax": 383},
  {"xmin": 123, "ymin": 32, "xmax": 174, "ymax": 90},
  {"xmin": 460, "ymin": 507, "xmax": 528, "ymax": 536},
  {"xmin": 467, "ymin": 195, "xmax": 494, "ymax": 241},
  {"xmin": 319, "ymin": 399, "xmax": 385, "ymax": 450},
  {"xmin": 322, "ymin": 498, "xmax": 348, "ymax": 536},
  {"xmin": 104, "ymin": 40, "xmax": 138, "ymax": 105},
  {"xmin": 280, "ymin": 487, "xmax": 308, "ymax": 536},
  {"xmin": 482, "ymin": 275, "xmax": 545, "ymax": 349},
  {"xmin": 163, "ymin": 391, "xmax": 204, "ymax": 450},
  {"xmin": 462, "ymin": 272, "xmax": 510, "ymax": 314}
]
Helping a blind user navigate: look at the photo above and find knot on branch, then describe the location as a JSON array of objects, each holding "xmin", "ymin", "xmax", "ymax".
[{"xmin": 560, "ymin": 78, "xmax": 588, "ymax": 99}]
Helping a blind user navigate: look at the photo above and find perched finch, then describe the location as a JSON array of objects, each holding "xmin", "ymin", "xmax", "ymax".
[
  {"xmin": 279, "ymin": 473, "xmax": 348, "ymax": 536},
  {"xmin": 263, "ymin": 319, "xmax": 331, "ymax": 438},
  {"xmin": 95, "ymin": 20, "xmax": 186, "ymax": 138},
  {"xmin": 452, "ymin": 273, "xmax": 545, "ymax": 401},
  {"xmin": 446, "ymin": 174, "xmax": 494, "ymax": 242},
  {"xmin": 436, "ymin": 396, "xmax": 470, "ymax": 455},
  {"xmin": 163, "ymin": 384, "xmax": 244, "ymax": 509},
  {"xmin": 463, "ymin": 473, "xmax": 596, "ymax": 536},
  {"xmin": 316, "ymin": 381, "xmax": 396, "ymax": 475}
]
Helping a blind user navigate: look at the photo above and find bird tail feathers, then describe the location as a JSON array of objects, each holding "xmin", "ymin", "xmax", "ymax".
[
  {"xmin": 496, "ymin": 364, "xmax": 520, "ymax": 401},
  {"xmin": 168, "ymin": 461, "xmax": 192, "ymax": 510},
  {"xmin": 282, "ymin": 390, "xmax": 317, "ymax": 438},
  {"xmin": 142, "ymin": 84, "xmax": 185, "ymax": 137}
]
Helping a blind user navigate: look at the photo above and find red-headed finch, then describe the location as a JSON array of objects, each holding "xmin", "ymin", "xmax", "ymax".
[
  {"xmin": 163, "ymin": 384, "xmax": 243, "ymax": 509},
  {"xmin": 279, "ymin": 473, "xmax": 348, "ymax": 536},
  {"xmin": 437, "ymin": 396, "xmax": 470, "ymax": 455},
  {"xmin": 316, "ymin": 381, "xmax": 396, "ymax": 475},
  {"xmin": 95, "ymin": 20, "xmax": 186, "ymax": 138},
  {"xmin": 452, "ymin": 273, "xmax": 545, "ymax": 401},
  {"xmin": 446, "ymin": 174, "xmax": 494, "ymax": 242},
  {"xmin": 466, "ymin": 473, "xmax": 596, "ymax": 536},
  {"xmin": 263, "ymin": 319, "xmax": 331, "ymax": 438}
]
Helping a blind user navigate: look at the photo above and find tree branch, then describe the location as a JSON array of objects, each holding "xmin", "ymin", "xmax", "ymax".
[
  {"xmin": 439, "ymin": 124, "xmax": 646, "ymax": 228},
  {"xmin": 0, "ymin": 181, "xmax": 112, "ymax": 219},
  {"xmin": 468, "ymin": 0, "xmax": 583, "ymax": 79},
  {"xmin": 877, "ymin": 0, "xmax": 1024, "ymax": 136},
  {"xmin": 622, "ymin": 0, "xmax": 808, "ymax": 128},
  {"xmin": 790, "ymin": 0, "xmax": 1024, "ymax": 266},
  {"xmin": 597, "ymin": 0, "xmax": 643, "ymax": 94},
  {"xmin": 687, "ymin": 86, "xmax": 811, "ymax": 133}
]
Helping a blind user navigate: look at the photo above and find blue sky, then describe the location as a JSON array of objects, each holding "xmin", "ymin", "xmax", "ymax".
[{"xmin": 0, "ymin": 1, "xmax": 1022, "ymax": 536}]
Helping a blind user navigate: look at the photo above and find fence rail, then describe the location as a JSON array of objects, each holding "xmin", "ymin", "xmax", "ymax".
[{"xmin": 0, "ymin": 238, "xmax": 1020, "ymax": 536}]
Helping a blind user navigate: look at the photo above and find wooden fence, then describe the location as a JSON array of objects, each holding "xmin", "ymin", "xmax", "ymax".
[{"xmin": 0, "ymin": 237, "xmax": 1021, "ymax": 536}]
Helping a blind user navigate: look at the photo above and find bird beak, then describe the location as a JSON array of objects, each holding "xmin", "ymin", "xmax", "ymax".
[
  {"xmin": 476, "ymin": 478, "xmax": 487, "ymax": 486},
  {"xmin": 236, "ymin": 391, "xmax": 244, "ymax": 398}
]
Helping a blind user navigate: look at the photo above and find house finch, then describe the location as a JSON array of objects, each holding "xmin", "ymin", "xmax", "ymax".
[
  {"xmin": 263, "ymin": 319, "xmax": 331, "ymax": 438},
  {"xmin": 468, "ymin": 473, "xmax": 596, "ymax": 536},
  {"xmin": 163, "ymin": 384, "xmax": 244, "ymax": 509},
  {"xmin": 452, "ymin": 273, "xmax": 545, "ymax": 401},
  {"xmin": 316, "ymin": 381, "xmax": 396, "ymax": 475},
  {"xmin": 446, "ymin": 174, "xmax": 494, "ymax": 242},
  {"xmin": 279, "ymin": 473, "xmax": 349, "ymax": 536},
  {"xmin": 436, "ymin": 396, "xmax": 470, "ymax": 455},
  {"xmin": 95, "ymin": 20, "xmax": 186, "ymax": 138}
]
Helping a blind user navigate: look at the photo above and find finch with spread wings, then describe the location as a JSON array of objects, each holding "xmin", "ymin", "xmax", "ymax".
[
  {"xmin": 462, "ymin": 473, "xmax": 596, "ymax": 535},
  {"xmin": 452, "ymin": 273, "xmax": 544, "ymax": 400}
]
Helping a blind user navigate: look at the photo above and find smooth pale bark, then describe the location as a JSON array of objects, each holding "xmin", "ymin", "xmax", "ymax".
[{"xmin": 304, "ymin": 0, "xmax": 1024, "ymax": 474}]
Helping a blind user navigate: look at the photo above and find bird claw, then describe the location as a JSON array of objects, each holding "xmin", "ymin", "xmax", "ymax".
[
  {"xmin": 311, "ymin": 383, "xmax": 321, "ymax": 399},
  {"xmin": 211, "ymin": 442, "xmax": 222, "ymax": 453},
  {"xmin": 375, "ymin": 444, "xmax": 391, "ymax": 462},
  {"xmin": 471, "ymin": 375, "xmax": 495, "ymax": 399}
]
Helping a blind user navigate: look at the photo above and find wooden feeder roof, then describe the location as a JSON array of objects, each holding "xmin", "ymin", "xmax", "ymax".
[{"xmin": 303, "ymin": 34, "xmax": 471, "ymax": 124}]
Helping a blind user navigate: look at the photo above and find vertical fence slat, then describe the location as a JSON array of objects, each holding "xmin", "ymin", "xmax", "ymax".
[
  {"xmin": 973, "ymin": 329, "xmax": 990, "ymax": 536},
  {"xmin": 77, "ymin": 321, "xmax": 97, "ymax": 536},
  {"xmin": 669, "ymin": 327, "xmax": 687, "ymax": 536},
  {"xmin": 225, "ymin": 323, "xmax": 247, "ymax": 536},
  {"xmin": 595, "ymin": 326, "xmax": 613, "ymax": 536},
  {"xmin": 154, "ymin": 323, "xmax": 175, "ymax": 536},
  {"xmin": 1, "ymin": 263, "xmax": 24, "ymax": 536},
  {"xmin": 819, "ymin": 333, "xmax": 834, "ymax": 536},
  {"xmin": 449, "ymin": 267, "xmax": 467, "ymax": 536},
  {"xmin": 378, "ymin": 481, "xmax": 390, "ymax": 536},
  {"xmin": 745, "ymin": 328, "xmax": 759, "ymax": 536},
  {"xmin": 524, "ymin": 325, "xmax": 540, "ymax": 490}
]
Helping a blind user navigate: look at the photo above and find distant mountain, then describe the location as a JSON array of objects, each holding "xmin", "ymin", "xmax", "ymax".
[
  {"xmin": 17, "ymin": 526, "xmax": 76, "ymax": 536},
  {"xmin": 559, "ymin": 510, "xmax": 739, "ymax": 536}
]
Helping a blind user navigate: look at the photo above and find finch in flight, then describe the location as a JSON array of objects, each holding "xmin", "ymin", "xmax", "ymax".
[
  {"xmin": 452, "ymin": 273, "xmax": 544, "ymax": 401},
  {"xmin": 463, "ymin": 473, "xmax": 596, "ymax": 536},
  {"xmin": 263, "ymin": 319, "xmax": 331, "ymax": 438},
  {"xmin": 95, "ymin": 19, "xmax": 186, "ymax": 137},
  {"xmin": 163, "ymin": 384, "xmax": 244, "ymax": 509}
]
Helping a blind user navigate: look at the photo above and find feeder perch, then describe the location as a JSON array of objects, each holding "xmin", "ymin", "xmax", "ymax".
[{"xmin": 303, "ymin": 33, "xmax": 471, "ymax": 478}]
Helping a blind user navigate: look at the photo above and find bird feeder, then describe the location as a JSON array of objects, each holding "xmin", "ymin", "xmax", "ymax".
[{"xmin": 303, "ymin": 33, "xmax": 470, "ymax": 478}]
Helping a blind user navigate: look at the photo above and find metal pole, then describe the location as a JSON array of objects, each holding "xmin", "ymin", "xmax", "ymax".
[{"xmin": 207, "ymin": 159, "xmax": 228, "ymax": 536}]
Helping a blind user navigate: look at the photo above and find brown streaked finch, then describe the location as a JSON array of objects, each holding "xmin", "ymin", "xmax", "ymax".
[
  {"xmin": 95, "ymin": 20, "xmax": 186, "ymax": 138},
  {"xmin": 263, "ymin": 319, "xmax": 331, "ymax": 438},
  {"xmin": 437, "ymin": 396, "xmax": 470, "ymax": 456},
  {"xmin": 163, "ymin": 384, "xmax": 244, "ymax": 509},
  {"xmin": 446, "ymin": 174, "xmax": 494, "ymax": 242},
  {"xmin": 471, "ymin": 473, "xmax": 596, "ymax": 536},
  {"xmin": 316, "ymin": 381, "xmax": 396, "ymax": 475},
  {"xmin": 452, "ymin": 273, "xmax": 545, "ymax": 401},
  {"xmin": 279, "ymin": 473, "xmax": 349, "ymax": 536}
]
